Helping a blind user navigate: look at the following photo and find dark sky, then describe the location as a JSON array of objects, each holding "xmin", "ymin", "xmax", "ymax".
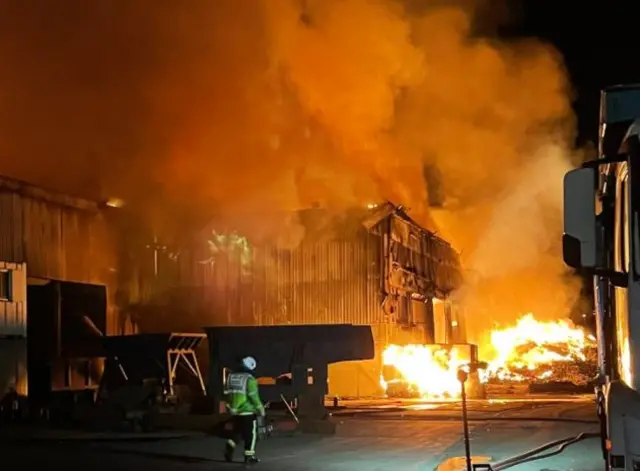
[{"xmin": 514, "ymin": 1, "xmax": 638, "ymax": 145}]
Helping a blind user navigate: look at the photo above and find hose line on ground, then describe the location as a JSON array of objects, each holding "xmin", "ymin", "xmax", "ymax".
[{"xmin": 492, "ymin": 432, "xmax": 600, "ymax": 471}]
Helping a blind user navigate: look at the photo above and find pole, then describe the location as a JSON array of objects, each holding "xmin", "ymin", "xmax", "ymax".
[{"xmin": 459, "ymin": 371, "xmax": 473, "ymax": 471}]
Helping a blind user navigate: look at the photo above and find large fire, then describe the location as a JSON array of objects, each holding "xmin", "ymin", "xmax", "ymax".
[
  {"xmin": 381, "ymin": 345, "xmax": 466, "ymax": 398},
  {"xmin": 381, "ymin": 313, "xmax": 597, "ymax": 399}
]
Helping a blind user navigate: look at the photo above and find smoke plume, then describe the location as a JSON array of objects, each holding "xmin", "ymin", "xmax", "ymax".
[{"xmin": 0, "ymin": 1, "xmax": 579, "ymax": 332}]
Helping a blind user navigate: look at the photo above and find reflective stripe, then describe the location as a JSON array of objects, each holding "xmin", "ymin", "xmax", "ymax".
[
  {"xmin": 243, "ymin": 419, "xmax": 257, "ymax": 456},
  {"xmin": 226, "ymin": 372, "xmax": 263, "ymax": 415},
  {"xmin": 249, "ymin": 418, "xmax": 257, "ymax": 452},
  {"xmin": 226, "ymin": 373, "xmax": 250, "ymax": 393},
  {"xmin": 227, "ymin": 439, "xmax": 236, "ymax": 448}
]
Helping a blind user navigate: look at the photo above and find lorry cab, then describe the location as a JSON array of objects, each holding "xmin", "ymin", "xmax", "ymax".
[{"xmin": 563, "ymin": 84, "xmax": 640, "ymax": 470}]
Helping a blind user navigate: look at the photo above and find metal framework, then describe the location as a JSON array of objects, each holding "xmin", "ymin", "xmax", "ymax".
[
  {"xmin": 100, "ymin": 332, "xmax": 208, "ymax": 399},
  {"xmin": 165, "ymin": 333, "xmax": 207, "ymax": 396}
]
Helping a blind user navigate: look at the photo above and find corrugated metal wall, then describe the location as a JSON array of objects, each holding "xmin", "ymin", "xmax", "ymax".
[
  {"xmin": 126, "ymin": 207, "xmax": 463, "ymax": 398},
  {"xmin": 131, "ymin": 210, "xmax": 462, "ymax": 333},
  {"xmin": 0, "ymin": 192, "xmax": 24, "ymax": 262},
  {"xmin": 176, "ymin": 234, "xmax": 384, "ymax": 326},
  {"xmin": 0, "ymin": 195, "xmax": 115, "ymax": 284},
  {"xmin": 0, "ymin": 185, "xmax": 121, "ymax": 334}
]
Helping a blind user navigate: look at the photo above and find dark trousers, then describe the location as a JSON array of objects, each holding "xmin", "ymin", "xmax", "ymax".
[{"xmin": 227, "ymin": 414, "xmax": 258, "ymax": 456}]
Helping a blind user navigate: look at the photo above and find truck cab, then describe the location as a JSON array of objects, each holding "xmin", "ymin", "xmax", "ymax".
[{"xmin": 563, "ymin": 84, "xmax": 640, "ymax": 470}]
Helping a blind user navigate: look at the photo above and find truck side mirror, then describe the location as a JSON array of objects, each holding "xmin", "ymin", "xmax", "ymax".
[{"xmin": 563, "ymin": 167, "xmax": 599, "ymax": 269}]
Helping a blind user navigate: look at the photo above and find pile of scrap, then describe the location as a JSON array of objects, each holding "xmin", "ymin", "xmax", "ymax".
[{"xmin": 487, "ymin": 345, "xmax": 598, "ymax": 393}]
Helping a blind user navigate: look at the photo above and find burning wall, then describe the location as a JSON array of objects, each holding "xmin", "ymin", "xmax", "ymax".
[{"xmin": 127, "ymin": 203, "xmax": 461, "ymax": 331}]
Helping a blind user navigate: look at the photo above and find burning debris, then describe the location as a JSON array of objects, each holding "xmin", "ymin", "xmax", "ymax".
[
  {"xmin": 381, "ymin": 313, "xmax": 597, "ymax": 399},
  {"xmin": 381, "ymin": 345, "xmax": 465, "ymax": 399},
  {"xmin": 485, "ymin": 313, "xmax": 597, "ymax": 385}
]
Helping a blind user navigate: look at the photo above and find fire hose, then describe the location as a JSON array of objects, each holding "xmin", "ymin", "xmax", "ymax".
[
  {"xmin": 456, "ymin": 364, "xmax": 600, "ymax": 471},
  {"xmin": 490, "ymin": 432, "xmax": 600, "ymax": 470}
]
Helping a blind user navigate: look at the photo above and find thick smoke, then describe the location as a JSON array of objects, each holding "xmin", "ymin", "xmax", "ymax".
[{"xmin": 0, "ymin": 1, "xmax": 579, "ymax": 333}]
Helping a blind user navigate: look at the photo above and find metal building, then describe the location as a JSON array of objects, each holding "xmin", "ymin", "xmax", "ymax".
[
  {"xmin": 134, "ymin": 202, "xmax": 463, "ymax": 398},
  {"xmin": 0, "ymin": 175, "xmax": 123, "ymax": 401}
]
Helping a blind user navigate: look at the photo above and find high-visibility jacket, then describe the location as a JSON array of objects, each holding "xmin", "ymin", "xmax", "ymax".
[{"xmin": 224, "ymin": 372, "xmax": 265, "ymax": 416}]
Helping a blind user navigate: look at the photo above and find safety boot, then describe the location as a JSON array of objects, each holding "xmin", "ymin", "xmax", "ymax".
[
  {"xmin": 224, "ymin": 442, "xmax": 235, "ymax": 462},
  {"xmin": 244, "ymin": 455, "xmax": 260, "ymax": 466}
]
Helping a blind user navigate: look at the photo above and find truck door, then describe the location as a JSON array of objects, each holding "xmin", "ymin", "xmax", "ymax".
[{"xmin": 614, "ymin": 165, "xmax": 633, "ymax": 385}]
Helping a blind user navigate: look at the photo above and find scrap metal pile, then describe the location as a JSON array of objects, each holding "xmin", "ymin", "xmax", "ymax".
[
  {"xmin": 483, "ymin": 313, "xmax": 598, "ymax": 387},
  {"xmin": 485, "ymin": 341, "xmax": 598, "ymax": 386}
]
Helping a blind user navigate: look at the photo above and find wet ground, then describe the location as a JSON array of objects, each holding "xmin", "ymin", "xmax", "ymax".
[{"xmin": 0, "ymin": 395, "xmax": 603, "ymax": 471}]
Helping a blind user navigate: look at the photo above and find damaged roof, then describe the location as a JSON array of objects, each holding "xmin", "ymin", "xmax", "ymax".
[
  {"xmin": 0, "ymin": 173, "xmax": 101, "ymax": 211},
  {"xmin": 297, "ymin": 201, "xmax": 452, "ymax": 247}
]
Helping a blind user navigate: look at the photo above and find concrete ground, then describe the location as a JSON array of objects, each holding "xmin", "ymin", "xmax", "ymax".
[{"xmin": 50, "ymin": 395, "xmax": 601, "ymax": 471}]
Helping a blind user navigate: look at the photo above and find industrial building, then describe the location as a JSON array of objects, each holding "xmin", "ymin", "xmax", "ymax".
[
  {"xmin": 0, "ymin": 175, "xmax": 130, "ymax": 406},
  {"xmin": 0, "ymin": 175, "xmax": 463, "ymax": 403},
  {"xmin": 133, "ymin": 202, "xmax": 464, "ymax": 398}
]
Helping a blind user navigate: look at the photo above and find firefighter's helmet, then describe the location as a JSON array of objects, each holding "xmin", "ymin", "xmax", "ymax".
[{"xmin": 242, "ymin": 356, "xmax": 257, "ymax": 371}]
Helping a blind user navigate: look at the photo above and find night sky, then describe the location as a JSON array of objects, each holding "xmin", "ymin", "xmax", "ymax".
[{"xmin": 515, "ymin": 1, "xmax": 638, "ymax": 146}]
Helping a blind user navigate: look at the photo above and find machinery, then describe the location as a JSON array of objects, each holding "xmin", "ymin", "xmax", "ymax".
[
  {"xmin": 74, "ymin": 332, "xmax": 208, "ymax": 431},
  {"xmin": 563, "ymin": 84, "xmax": 640, "ymax": 470},
  {"xmin": 96, "ymin": 333, "xmax": 207, "ymax": 427},
  {"xmin": 205, "ymin": 324, "xmax": 374, "ymax": 426}
]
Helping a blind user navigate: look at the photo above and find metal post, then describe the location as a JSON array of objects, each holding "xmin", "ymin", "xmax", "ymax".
[
  {"xmin": 146, "ymin": 235, "xmax": 167, "ymax": 278},
  {"xmin": 190, "ymin": 352, "xmax": 207, "ymax": 395},
  {"xmin": 458, "ymin": 370, "xmax": 473, "ymax": 471},
  {"xmin": 166, "ymin": 351, "xmax": 175, "ymax": 396}
]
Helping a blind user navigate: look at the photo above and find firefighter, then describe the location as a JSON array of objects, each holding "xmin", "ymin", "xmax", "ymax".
[{"xmin": 223, "ymin": 356, "xmax": 265, "ymax": 465}]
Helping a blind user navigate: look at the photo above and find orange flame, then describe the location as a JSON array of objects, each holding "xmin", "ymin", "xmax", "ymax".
[
  {"xmin": 381, "ymin": 344, "xmax": 464, "ymax": 398},
  {"xmin": 381, "ymin": 313, "xmax": 595, "ymax": 398}
]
